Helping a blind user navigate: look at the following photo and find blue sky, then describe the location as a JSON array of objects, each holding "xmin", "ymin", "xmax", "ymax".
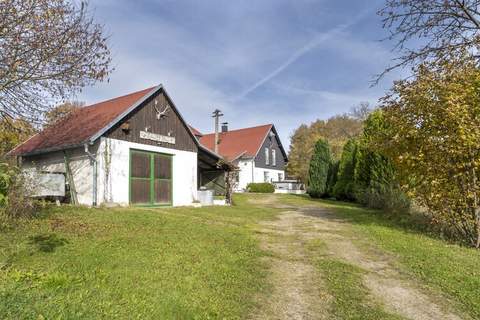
[{"xmin": 79, "ymin": 0, "xmax": 404, "ymax": 150}]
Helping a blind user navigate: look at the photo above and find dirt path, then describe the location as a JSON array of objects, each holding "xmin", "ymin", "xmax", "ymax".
[{"xmin": 249, "ymin": 195, "xmax": 465, "ymax": 320}]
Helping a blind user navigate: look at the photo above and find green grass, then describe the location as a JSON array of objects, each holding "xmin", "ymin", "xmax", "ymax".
[
  {"xmin": 0, "ymin": 194, "xmax": 276, "ymax": 319},
  {"xmin": 282, "ymin": 194, "xmax": 480, "ymax": 319}
]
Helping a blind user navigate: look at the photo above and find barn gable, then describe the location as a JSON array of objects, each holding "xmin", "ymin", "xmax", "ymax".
[
  {"xmin": 106, "ymin": 88, "xmax": 197, "ymax": 153},
  {"xmin": 10, "ymin": 85, "xmax": 204, "ymax": 156}
]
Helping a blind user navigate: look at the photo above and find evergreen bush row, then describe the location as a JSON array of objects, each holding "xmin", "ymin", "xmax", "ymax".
[{"xmin": 306, "ymin": 111, "xmax": 409, "ymax": 212}]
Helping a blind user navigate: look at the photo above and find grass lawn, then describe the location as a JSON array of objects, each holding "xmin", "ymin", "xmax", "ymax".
[
  {"xmin": 281, "ymin": 194, "xmax": 480, "ymax": 319},
  {"xmin": 0, "ymin": 194, "xmax": 276, "ymax": 319}
]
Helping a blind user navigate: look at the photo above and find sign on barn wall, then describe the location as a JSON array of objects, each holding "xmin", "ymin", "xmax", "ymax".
[
  {"xmin": 139, "ymin": 131, "xmax": 176, "ymax": 144},
  {"xmin": 24, "ymin": 170, "xmax": 66, "ymax": 197}
]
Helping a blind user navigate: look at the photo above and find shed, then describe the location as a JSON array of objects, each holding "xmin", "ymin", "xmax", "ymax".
[{"xmin": 10, "ymin": 85, "xmax": 223, "ymax": 206}]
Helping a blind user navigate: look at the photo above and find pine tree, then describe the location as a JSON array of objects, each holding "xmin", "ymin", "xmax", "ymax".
[
  {"xmin": 326, "ymin": 160, "xmax": 339, "ymax": 198},
  {"xmin": 333, "ymin": 139, "xmax": 358, "ymax": 201},
  {"xmin": 307, "ymin": 139, "xmax": 332, "ymax": 198},
  {"xmin": 354, "ymin": 110, "xmax": 407, "ymax": 210}
]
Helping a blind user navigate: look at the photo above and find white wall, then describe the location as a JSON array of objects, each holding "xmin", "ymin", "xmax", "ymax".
[
  {"xmin": 21, "ymin": 145, "xmax": 95, "ymax": 205},
  {"xmin": 235, "ymin": 158, "xmax": 285, "ymax": 191},
  {"xmin": 236, "ymin": 159, "xmax": 254, "ymax": 191},
  {"xmin": 21, "ymin": 138, "xmax": 198, "ymax": 207},
  {"xmin": 253, "ymin": 167, "xmax": 285, "ymax": 184},
  {"xmin": 96, "ymin": 138, "xmax": 197, "ymax": 206}
]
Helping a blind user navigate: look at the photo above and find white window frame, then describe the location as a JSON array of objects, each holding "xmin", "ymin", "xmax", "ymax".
[
  {"xmin": 278, "ymin": 173, "xmax": 283, "ymax": 181},
  {"xmin": 265, "ymin": 147, "xmax": 269, "ymax": 165},
  {"xmin": 272, "ymin": 149, "xmax": 276, "ymax": 166},
  {"xmin": 264, "ymin": 171, "xmax": 270, "ymax": 182}
]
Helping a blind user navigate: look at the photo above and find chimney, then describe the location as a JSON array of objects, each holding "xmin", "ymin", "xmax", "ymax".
[
  {"xmin": 212, "ymin": 109, "xmax": 223, "ymax": 154},
  {"xmin": 221, "ymin": 122, "xmax": 228, "ymax": 132}
]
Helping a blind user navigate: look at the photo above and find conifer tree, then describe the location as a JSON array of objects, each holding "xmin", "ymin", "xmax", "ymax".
[
  {"xmin": 307, "ymin": 139, "xmax": 331, "ymax": 198},
  {"xmin": 333, "ymin": 139, "xmax": 358, "ymax": 201}
]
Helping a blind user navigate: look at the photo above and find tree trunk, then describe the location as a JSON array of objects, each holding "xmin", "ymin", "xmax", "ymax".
[{"xmin": 224, "ymin": 171, "xmax": 237, "ymax": 205}]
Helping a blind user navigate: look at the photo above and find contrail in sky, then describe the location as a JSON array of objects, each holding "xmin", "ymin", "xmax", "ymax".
[{"xmin": 233, "ymin": 10, "xmax": 371, "ymax": 101}]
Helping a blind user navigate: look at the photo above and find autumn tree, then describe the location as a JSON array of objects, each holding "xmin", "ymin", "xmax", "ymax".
[
  {"xmin": 45, "ymin": 101, "xmax": 84, "ymax": 127},
  {"xmin": 287, "ymin": 124, "xmax": 311, "ymax": 183},
  {"xmin": 287, "ymin": 108, "xmax": 365, "ymax": 183},
  {"xmin": 378, "ymin": 0, "xmax": 480, "ymax": 80},
  {"xmin": 0, "ymin": 118, "xmax": 36, "ymax": 158},
  {"xmin": 376, "ymin": 59, "xmax": 480, "ymax": 247},
  {"xmin": 307, "ymin": 139, "xmax": 332, "ymax": 198},
  {"xmin": 0, "ymin": 0, "xmax": 111, "ymax": 124}
]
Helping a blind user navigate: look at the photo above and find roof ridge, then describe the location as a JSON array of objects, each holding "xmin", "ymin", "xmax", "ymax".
[
  {"xmin": 202, "ymin": 123, "xmax": 272, "ymax": 136},
  {"xmin": 83, "ymin": 86, "xmax": 156, "ymax": 110}
]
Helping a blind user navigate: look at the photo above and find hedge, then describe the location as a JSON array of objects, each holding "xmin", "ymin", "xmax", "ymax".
[{"xmin": 246, "ymin": 183, "xmax": 275, "ymax": 193}]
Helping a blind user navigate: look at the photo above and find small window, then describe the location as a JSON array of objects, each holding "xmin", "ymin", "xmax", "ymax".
[
  {"xmin": 265, "ymin": 147, "xmax": 269, "ymax": 165},
  {"xmin": 272, "ymin": 149, "xmax": 276, "ymax": 166},
  {"xmin": 264, "ymin": 171, "xmax": 269, "ymax": 182},
  {"xmin": 278, "ymin": 173, "xmax": 283, "ymax": 181}
]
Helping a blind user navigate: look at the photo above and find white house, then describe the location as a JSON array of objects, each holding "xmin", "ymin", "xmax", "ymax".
[{"xmin": 193, "ymin": 123, "xmax": 288, "ymax": 191}]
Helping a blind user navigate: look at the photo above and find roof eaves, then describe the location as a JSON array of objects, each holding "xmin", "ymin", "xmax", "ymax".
[
  {"xmin": 230, "ymin": 150, "xmax": 248, "ymax": 162},
  {"xmin": 198, "ymin": 143, "xmax": 223, "ymax": 160},
  {"xmin": 271, "ymin": 125, "xmax": 289, "ymax": 162},
  {"xmin": 7, "ymin": 131, "xmax": 40, "ymax": 156},
  {"xmin": 88, "ymin": 84, "xmax": 163, "ymax": 144},
  {"xmin": 16, "ymin": 143, "xmax": 86, "ymax": 157}
]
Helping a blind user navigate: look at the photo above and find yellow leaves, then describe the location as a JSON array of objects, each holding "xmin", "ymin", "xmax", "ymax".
[{"xmin": 376, "ymin": 61, "xmax": 480, "ymax": 238}]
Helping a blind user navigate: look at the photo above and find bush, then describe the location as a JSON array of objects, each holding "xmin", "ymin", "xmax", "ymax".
[
  {"xmin": 0, "ymin": 163, "xmax": 15, "ymax": 206},
  {"xmin": 0, "ymin": 163, "xmax": 40, "ymax": 219},
  {"xmin": 247, "ymin": 183, "xmax": 275, "ymax": 193},
  {"xmin": 307, "ymin": 139, "xmax": 331, "ymax": 198}
]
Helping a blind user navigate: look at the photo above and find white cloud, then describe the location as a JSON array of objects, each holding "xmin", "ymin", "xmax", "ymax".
[{"xmin": 78, "ymin": 0, "xmax": 397, "ymax": 151}]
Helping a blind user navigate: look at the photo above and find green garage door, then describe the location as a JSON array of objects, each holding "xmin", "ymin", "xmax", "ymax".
[{"xmin": 129, "ymin": 150, "xmax": 172, "ymax": 206}]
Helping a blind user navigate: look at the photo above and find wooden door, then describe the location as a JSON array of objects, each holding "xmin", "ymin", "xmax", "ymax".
[{"xmin": 129, "ymin": 150, "xmax": 172, "ymax": 205}]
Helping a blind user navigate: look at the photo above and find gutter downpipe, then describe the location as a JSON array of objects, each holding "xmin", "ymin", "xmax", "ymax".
[{"xmin": 84, "ymin": 143, "xmax": 97, "ymax": 206}]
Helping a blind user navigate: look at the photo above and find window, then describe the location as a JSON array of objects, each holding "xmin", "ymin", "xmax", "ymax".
[
  {"xmin": 265, "ymin": 147, "xmax": 269, "ymax": 165},
  {"xmin": 272, "ymin": 149, "xmax": 276, "ymax": 166},
  {"xmin": 278, "ymin": 173, "xmax": 283, "ymax": 181},
  {"xmin": 264, "ymin": 171, "xmax": 269, "ymax": 182}
]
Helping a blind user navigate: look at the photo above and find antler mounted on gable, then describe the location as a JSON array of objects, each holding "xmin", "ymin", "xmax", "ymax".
[{"xmin": 154, "ymin": 99, "xmax": 170, "ymax": 120}]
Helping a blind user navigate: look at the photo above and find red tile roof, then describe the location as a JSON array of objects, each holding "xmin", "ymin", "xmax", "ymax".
[
  {"xmin": 188, "ymin": 126, "xmax": 203, "ymax": 137},
  {"xmin": 199, "ymin": 124, "xmax": 273, "ymax": 161},
  {"xmin": 11, "ymin": 87, "xmax": 156, "ymax": 156}
]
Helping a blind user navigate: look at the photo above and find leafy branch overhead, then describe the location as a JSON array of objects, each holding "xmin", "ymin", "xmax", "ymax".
[
  {"xmin": 378, "ymin": 0, "xmax": 480, "ymax": 81},
  {"xmin": 0, "ymin": 0, "xmax": 112, "ymax": 124}
]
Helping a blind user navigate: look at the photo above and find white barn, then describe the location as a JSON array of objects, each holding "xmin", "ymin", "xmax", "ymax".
[{"xmin": 11, "ymin": 85, "xmax": 222, "ymax": 206}]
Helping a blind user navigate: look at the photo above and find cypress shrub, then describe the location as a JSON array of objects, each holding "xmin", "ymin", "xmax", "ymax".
[
  {"xmin": 333, "ymin": 139, "xmax": 358, "ymax": 201},
  {"xmin": 307, "ymin": 139, "xmax": 331, "ymax": 198},
  {"xmin": 326, "ymin": 160, "xmax": 339, "ymax": 198},
  {"xmin": 354, "ymin": 110, "xmax": 410, "ymax": 212}
]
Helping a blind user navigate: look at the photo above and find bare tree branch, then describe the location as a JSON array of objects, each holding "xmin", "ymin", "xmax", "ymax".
[
  {"xmin": 0, "ymin": 0, "xmax": 112, "ymax": 126},
  {"xmin": 376, "ymin": 0, "xmax": 480, "ymax": 83}
]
